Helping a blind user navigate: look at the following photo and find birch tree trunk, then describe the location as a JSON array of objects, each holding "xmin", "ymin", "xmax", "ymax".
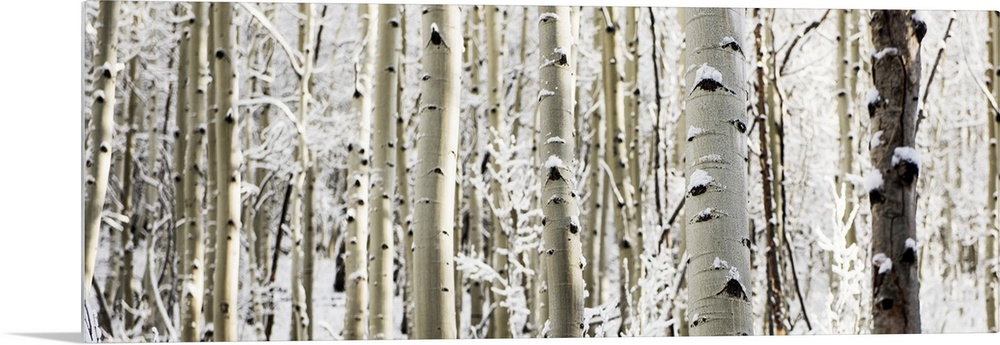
[
  {"xmin": 867, "ymin": 9, "xmax": 923, "ymax": 334},
  {"xmin": 682, "ymin": 7, "xmax": 752, "ymax": 336},
  {"xmin": 538, "ymin": 6, "xmax": 584, "ymax": 337},
  {"xmin": 343, "ymin": 4, "xmax": 376, "ymax": 339},
  {"xmin": 119, "ymin": 59, "xmax": 141, "ymax": 332},
  {"xmin": 180, "ymin": 3, "xmax": 211, "ymax": 341},
  {"xmin": 85, "ymin": 0, "xmax": 120, "ymax": 292},
  {"xmin": 412, "ymin": 4, "xmax": 461, "ymax": 339},
  {"xmin": 204, "ymin": 10, "xmax": 218, "ymax": 326},
  {"xmin": 837, "ymin": 9, "xmax": 858, "ymax": 245},
  {"xmin": 623, "ymin": 10, "xmax": 644, "ymax": 307},
  {"xmin": 287, "ymin": 4, "xmax": 315, "ymax": 341},
  {"xmin": 368, "ymin": 3, "xmax": 400, "ymax": 339},
  {"xmin": 986, "ymin": 9, "xmax": 999, "ymax": 334},
  {"xmin": 484, "ymin": 4, "xmax": 511, "ymax": 339},
  {"xmin": 211, "ymin": 2, "xmax": 240, "ymax": 341},
  {"xmin": 172, "ymin": 18, "xmax": 191, "ymax": 314},
  {"xmin": 396, "ymin": 6, "xmax": 414, "ymax": 336}
]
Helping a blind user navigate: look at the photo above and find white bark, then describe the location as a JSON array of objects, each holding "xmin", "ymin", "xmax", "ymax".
[
  {"xmin": 682, "ymin": 7, "xmax": 752, "ymax": 336},
  {"xmin": 84, "ymin": 0, "xmax": 120, "ymax": 293},
  {"xmin": 484, "ymin": 4, "xmax": 511, "ymax": 339},
  {"xmin": 412, "ymin": 5, "xmax": 461, "ymax": 339},
  {"xmin": 212, "ymin": 2, "xmax": 240, "ymax": 341}
]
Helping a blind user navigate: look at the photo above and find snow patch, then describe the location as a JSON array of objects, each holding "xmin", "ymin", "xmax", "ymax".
[
  {"xmin": 911, "ymin": 11, "xmax": 926, "ymax": 24},
  {"xmin": 870, "ymin": 130, "xmax": 884, "ymax": 149},
  {"xmin": 347, "ymin": 270, "xmax": 367, "ymax": 281},
  {"xmin": 686, "ymin": 126, "xmax": 705, "ymax": 141},
  {"xmin": 866, "ymin": 89, "xmax": 881, "ymax": 105},
  {"xmin": 720, "ymin": 36, "xmax": 738, "ymax": 47},
  {"xmin": 539, "ymin": 13, "xmax": 559, "ymax": 22},
  {"xmin": 872, "ymin": 253, "xmax": 892, "ymax": 274},
  {"xmin": 687, "ymin": 169, "xmax": 713, "ymax": 192},
  {"xmin": 892, "ymin": 146, "xmax": 921, "ymax": 168},
  {"xmin": 712, "ymin": 256, "xmax": 729, "ymax": 269},
  {"xmin": 905, "ymin": 238, "xmax": 917, "ymax": 250},
  {"xmin": 697, "ymin": 154, "xmax": 723, "ymax": 164},
  {"xmin": 727, "ymin": 266, "xmax": 741, "ymax": 281},
  {"xmin": 697, "ymin": 207, "xmax": 714, "ymax": 220},
  {"xmin": 539, "ymin": 89, "xmax": 555, "ymax": 98},
  {"xmin": 873, "ymin": 47, "xmax": 898, "ymax": 60},
  {"xmin": 546, "ymin": 136, "xmax": 566, "ymax": 144},
  {"xmin": 695, "ymin": 63, "xmax": 723, "ymax": 84},
  {"xmin": 865, "ymin": 169, "xmax": 883, "ymax": 192},
  {"xmin": 544, "ymin": 155, "xmax": 563, "ymax": 169}
]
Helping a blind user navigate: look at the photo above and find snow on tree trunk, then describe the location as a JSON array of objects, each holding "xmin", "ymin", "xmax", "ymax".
[
  {"xmin": 867, "ymin": 9, "xmax": 923, "ymax": 334},
  {"xmin": 395, "ymin": 7, "xmax": 415, "ymax": 336},
  {"xmin": 623, "ymin": 10, "xmax": 644, "ymax": 310},
  {"xmin": 84, "ymin": 0, "xmax": 120, "ymax": 294},
  {"xmin": 343, "ymin": 4, "xmax": 376, "ymax": 340},
  {"xmin": 172, "ymin": 19, "xmax": 192, "ymax": 312},
  {"xmin": 180, "ymin": 3, "xmax": 211, "ymax": 341},
  {"xmin": 412, "ymin": 4, "xmax": 461, "ymax": 339},
  {"xmin": 211, "ymin": 2, "xmax": 240, "ymax": 341},
  {"xmin": 484, "ymin": 4, "xmax": 512, "ymax": 339},
  {"xmin": 538, "ymin": 6, "xmax": 584, "ymax": 337},
  {"xmin": 289, "ymin": 4, "xmax": 315, "ymax": 341},
  {"xmin": 682, "ymin": 7, "xmax": 752, "ymax": 336},
  {"xmin": 368, "ymin": 4, "xmax": 400, "ymax": 339},
  {"xmin": 204, "ymin": 9, "xmax": 218, "ymax": 327}
]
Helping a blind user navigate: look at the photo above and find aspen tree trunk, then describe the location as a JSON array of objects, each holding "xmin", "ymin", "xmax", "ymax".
[
  {"xmin": 538, "ymin": 6, "xmax": 584, "ymax": 337},
  {"xmin": 682, "ymin": 7, "xmax": 752, "ymax": 336},
  {"xmin": 204, "ymin": 9, "xmax": 218, "ymax": 326},
  {"xmin": 484, "ymin": 4, "xmax": 511, "ymax": 339},
  {"xmin": 672, "ymin": 8, "xmax": 691, "ymax": 337},
  {"xmin": 867, "ymin": 10, "xmax": 923, "ymax": 334},
  {"xmin": 462, "ymin": 7, "xmax": 484, "ymax": 337},
  {"xmin": 85, "ymin": 0, "xmax": 120, "ymax": 292},
  {"xmin": 763, "ymin": 10, "xmax": 786, "ymax": 289},
  {"xmin": 172, "ymin": 20, "xmax": 191, "ymax": 312},
  {"xmin": 453, "ymin": 176, "xmax": 463, "ymax": 335},
  {"xmin": 344, "ymin": 5, "xmax": 376, "ymax": 339},
  {"xmin": 119, "ymin": 59, "xmax": 140, "ymax": 332},
  {"xmin": 623, "ymin": 10, "xmax": 644, "ymax": 306},
  {"xmin": 396, "ymin": 6, "xmax": 414, "ymax": 336},
  {"xmin": 412, "ymin": 5, "xmax": 461, "ymax": 339},
  {"xmin": 211, "ymin": 3, "xmax": 240, "ymax": 341},
  {"xmin": 985, "ymin": 10, "xmax": 999, "ymax": 334},
  {"xmin": 368, "ymin": 4, "xmax": 400, "ymax": 339},
  {"xmin": 837, "ymin": 9, "xmax": 857, "ymax": 244},
  {"xmin": 598, "ymin": 7, "xmax": 637, "ymax": 335},
  {"xmin": 289, "ymin": 4, "xmax": 314, "ymax": 340},
  {"xmin": 584, "ymin": 23, "xmax": 606, "ymax": 319},
  {"xmin": 180, "ymin": 3, "xmax": 211, "ymax": 341},
  {"xmin": 753, "ymin": 8, "xmax": 784, "ymax": 335}
]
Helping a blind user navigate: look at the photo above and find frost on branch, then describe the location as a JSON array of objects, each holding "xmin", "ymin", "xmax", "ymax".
[
  {"xmin": 892, "ymin": 146, "xmax": 921, "ymax": 185},
  {"xmin": 866, "ymin": 169, "xmax": 885, "ymax": 204},
  {"xmin": 687, "ymin": 169, "xmax": 713, "ymax": 196},
  {"xmin": 872, "ymin": 253, "xmax": 892, "ymax": 274}
]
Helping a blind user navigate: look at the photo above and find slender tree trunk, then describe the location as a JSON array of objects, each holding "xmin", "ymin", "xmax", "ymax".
[
  {"xmin": 413, "ymin": 5, "xmax": 461, "ymax": 339},
  {"xmin": 837, "ymin": 9, "xmax": 859, "ymax": 246},
  {"xmin": 484, "ymin": 4, "xmax": 511, "ymax": 339},
  {"xmin": 673, "ymin": 7, "xmax": 689, "ymax": 337},
  {"xmin": 368, "ymin": 4, "xmax": 400, "ymax": 339},
  {"xmin": 288, "ymin": 4, "xmax": 315, "ymax": 341},
  {"xmin": 584, "ymin": 22, "xmax": 606, "ymax": 323},
  {"xmin": 753, "ymin": 8, "xmax": 785, "ymax": 335},
  {"xmin": 867, "ymin": 9, "xmax": 923, "ymax": 334},
  {"xmin": 538, "ymin": 6, "xmax": 584, "ymax": 337},
  {"xmin": 119, "ymin": 59, "xmax": 141, "ymax": 332},
  {"xmin": 986, "ymin": 9, "xmax": 999, "ymax": 334},
  {"xmin": 180, "ymin": 3, "xmax": 211, "ymax": 341},
  {"xmin": 461, "ymin": 6, "xmax": 484, "ymax": 338},
  {"xmin": 85, "ymin": 0, "xmax": 120, "ymax": 293},
  {"xmin": 682, "ymin": 7, "xmax": 752, "ymax": 336},
  {"xmin": 203, "ymin": 8, "xmax": 218, "ymax": 328},
  {"xmin": 211, "ymin": 2, "xmax": 240, "ymax": 341},
  {"xmin": 623, "ymin": 10, "xmax": 644, "ymax": 311},
  {"xmin": 172, "ymin": 19, "xmax": 191, "ymax": 320},
  {"xmin": 343, "ymin": 4, "xmax": 376, "ymax": 339},
  {"xmin": 396, "ymin": 6, "xmax": 414, "ymax": 336}
]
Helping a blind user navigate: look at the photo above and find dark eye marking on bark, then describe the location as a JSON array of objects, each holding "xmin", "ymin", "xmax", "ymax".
[
  {"xmin": 548, "ymin": 166, "xmax": 563, "ymax": 181},
  {"xmin": 867, "ymin": 95, "xmax": 882, "ymax": 118},
  {"xmin": 729, "ymin": 119, "xmax": 747, "ymax": 133},
  {"xmin": 912, "ymin": 19, "xmax": 927, "ymax": 44},
  {"xmin": 717, "ymin": 278, "xmax": 749, "ymax": 301},
  {"xmin": 895, "ymin": 161, "xmax": 919, "ymax": 186},
  {"xmin": 878, "ymin": 297, "xmax": 894, "ymax": 310},
  {"xmin": 550, "ymin": 197, "xmax": 566, "ymax": 205},
  {"xmin": 901, "ymin": 246, "xmax": 916, "ymax": 264},
  {"xmin": 869, "ymin": 188, "xmax": 885, "ymax": 204},
  {"xmin": 215, "ymin": 49, "xmax": 225, "ymax": 59},
  {"xmin": 431, "ymin": 167, "xmax": 444, "ymax": 175},
  {"xmin": 720, "ymin": 41, "xmax": 743, "ymax": 54},
  {"xmin": 569, "ymin": 223, "xmax": 579, "ymax": 234},
  {"xmin": 692, "ymin": 79, "xmax": 736, "ymax": 95},
  {"xmin": 556, "ymin": 53, "xmax": 568, "ymax": 66},
  {"xmin": 430, "ymin": 30, "xmax": 443, "ymax": 46},
  {"xmin": 619, "ymin": 238, "xmax": 631, "ymax": 249}
]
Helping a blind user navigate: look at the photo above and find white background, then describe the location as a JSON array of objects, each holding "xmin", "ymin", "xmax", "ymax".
[{"xmin": 0, "ymin": 0, "xmax": 997, "ymax": 344}]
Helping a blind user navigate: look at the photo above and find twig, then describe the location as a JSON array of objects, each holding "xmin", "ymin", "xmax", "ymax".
[
  {"xmin": 781, "ymin": 228, "xmax": 813, "ymax": 330},
  {"xmin": 916, "ymin": 11, "xmax": 957, "ymax": 133},
  {"xmin": 779, "ymin": 9, "xmax": 832, "ymax": 76},
  {"xmin": 656, "ymin": 197, "xmax": 685, "ymax": 255},
  {"xmin": 263, "ymin": 173, "xmax": 295, "ymax": 340}
]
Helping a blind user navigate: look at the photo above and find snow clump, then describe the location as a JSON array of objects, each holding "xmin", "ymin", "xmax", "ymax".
[
  {"xmin": 892, "ymin": 146, "xmax": 921, "ymax": 168},
  {"xmin": 695, "ymin": 63, "xmax": 723, "ymax": 84},
  {"xmin": 872, "ymin": 253, "xmax": 893, "ymax": 274},
  {"xmin": 687, "ymin": 169, "xmax": 713, "ymax": 192},
  {"xmin": 866, "ymin": 169, "xmax": 883, "ymax": 192},
  {"xmin": 873, "ymin": 47, "xmax": 898, "ymax": 60}
]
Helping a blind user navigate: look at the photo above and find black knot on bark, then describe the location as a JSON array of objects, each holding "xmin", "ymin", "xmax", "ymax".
[
  {"xmin": 357, "ymin": 199, "xmax": 366, "ymax": 206},
  {"xmin": 99, "ymin": 144, "xmax": 109, "ymax": 153},
  {"xmin": 605, "ymin": 25, "xmax": 615, "ymax": 33},
  {"xmin": 431, "ymin": 167, "xmax": 444, "ymax": 175},
  {"xmin": 695, "ymin": 79, "xmax": 726, "ymax": 93},
  {"xmin": 347, "ymin": 143, "xmax": 354, "ymax": 152},
  {"xmin": 729, "ymin": 119, "xmax": 747, "ymax": 133},
  {"xmin": 741, "ymin": 238, "xmax": 752, "ymax": 249},
  {"xmin": 427, "ymin": 105, "xmax": 439, "ymax": 111},
  {"xmin": 619, "ymin": 239, "xmax": 631, "ymax": 249},
  {"xmin": 360, "ymin": 158, "xmax": 369, "ymax": 166},
  {"xmin": 441, "ymin": 287, "xmax": 449, "ymax": 292},
  {"xmin": 547, "ymin": 249, "xmax": 555, "ymax": 255},
  {"xmin": 381, "ymin": 243, "xmax": 389, "ymax": 250},
  {"xmin": 541, "ymin": 218, "xmax": 547, "ymax": 226},
  {"xmin": 556, "ymin": 53, "xmax": 568, "ymax": 66},
  {"xmin": 102, "ymin": 68, "xmax": 112, "ymax": 79},
  {"xmin": 353, "ymin": 89, "xmax": 362, "ymax": 99},
  {"xmin": 717, "ymin": 278, "xmax": 749, "ymax": 301},
  {"xmin": 689, "ymin": 185, "xmax": 707, "ymax": 197},
  {"xmin": 389, "ymin": 20, "xmax": 399, "ymax": 28},
  {"xmin": 868, "ymin": 97, "xmax": 881, "ymax": 118},
  {"xmin": 550, "ymin": 197, "xmax": 565, "ymax": 205},
  {"xmin": 225, "ymin": 113, "xmax": 235, "ymax": 124},
  {"xmin": 869, "ymin": 189, "xmax": 885, "ymax": 204},
  {"xmin": 720, "ymin": 41, "xmax": 743, "ymax": 54},
  {"xmin": 632, "ymin": 88, "xmax": 640, "ymax": 96},
  {"xmin": 215, "ymin": 49, "xmax": 225, "ymax": 59},
  {"xmin": 421, "ymin": 8, "xmax": 429, "ymax": 14},
  {"xmin": 878, "ymin": 298, "xmax": 894, "ymax": 310},
  {"xmin": 912, "ymin": 19, "xmax": 927, "ymax": 44},
  {"xmin": 901, "ymin": 247, "xmax": 916, "ymax": 264},
  {"xmin": 430, "ymin": 30, "xmax": 443, "ymax": 46},
  {"xmin": 471, "ymin": 86, "xmax": 479, "ymax": 94},
  {"xmin": 547, "ymin": 166, "xmax": 563, "ymax": 181},
  {"xmin": 897, "ymin": 161, "xmax": 919, "ymax": 186},
  {"xmin": 386, "ymin": 65, "xmax": 396, "ymax": 73},
  {"xmin": 220, "ymin": 302, "xmax": 229, "ymax": 314}
]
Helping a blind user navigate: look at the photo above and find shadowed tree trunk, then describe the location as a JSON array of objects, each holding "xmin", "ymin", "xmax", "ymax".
[{"xmin": 866, "ymin": 9, "xmax": 923, "ymax": 334}]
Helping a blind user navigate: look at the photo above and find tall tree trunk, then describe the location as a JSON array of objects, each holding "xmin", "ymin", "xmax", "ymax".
[
  {"xmin": 753, "ymin": 8, "xmax": 785, "ymax": 335},
  {"xmin": 673, "ymin": 8, "xmax": 690, "ymax": 337},
  {"xmin": 343, "ymin": 4, "xmax": 376, "ymax": 340},
  {"xmin": 203, "ymin": 8, "xmax": 218, "ymax": 328},
  {"xmin": 538, "ymin": 6, "xmax": 584, "ymax": 337},
  {"xmin": 396, "ymin": 6, "xmax": 414, "ymax": 336},
  {"xmin": 866, "ymin": 9, "xmax": 923, "ymax": 334},
  {"xmin": 180, "ymin": 3, "xmax": 211, "ymax": 341},
  {"xmin": 484, "ymin": 4, "xmax": 511, "ymax": 339},
  {"xmin": 837, "ymin": 9, "xmax": 858, "ymax": 246},
  {"xmin": 413, "ymin": 4, "xmax": 461, "ymax": 339},
  {"xmin": 462, "ymin": 6, "xmax": 484, "ymax": 338},
  {"xmin": 598, "ymin": 7, "xmax": 637, "ymax": 335},
  {"xmin": 290, "ymin": 4, "xmax": 315, "ymax": 341},
  {"xmin": 986, "ymin": 9, "xmax": 999, "ymax": 334},
  {"xmin": 584, "ymin": 16, "xmax": 606, "ymax": 322},
  {"xmin": 682, "ymin": 7, "xmax": 752, "ymax": 336},
  {"xmin": 212, "ymin": 2, "xmax": 240, "ymax": 341},
  {"xmin": 172, "ymin": 18, "xmax": 192, "ymax": 319},
  {"xmin": 623, "ymin": 10, "xmax": 644, "ymax": 311},
  {"xmin": 369, "ymin": 3, "xmax": 400, "ymax": 339},
  {"xmin": 119, "ymin": 59, "xmax": 141, "ymax": 332},
  {"xmin": 85, "ymin": 0, "xmax": 120, "ymax": 293}
]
